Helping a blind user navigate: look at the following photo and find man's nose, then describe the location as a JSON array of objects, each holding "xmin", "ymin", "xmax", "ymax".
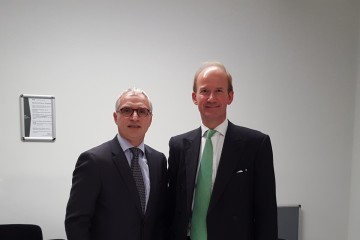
[
  {"xmin": 130, "ymin": 110, "xmax": 139, "ymax": 120},
  {"xmin": 207, "ymin": 92, "xmax": 216, "ymax": 101}
]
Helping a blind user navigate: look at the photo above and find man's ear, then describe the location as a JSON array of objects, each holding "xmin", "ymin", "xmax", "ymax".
[
  {"xmin": 192, "ymin": 92, "xmax": 198, "ymax": 105},
  {"xmin": 227, "ymin": 91, "xmax": 234, "ymax": 105},
  {"xmin": 113, "ymin": 112, "xmax": 118, "ymax": 123}
]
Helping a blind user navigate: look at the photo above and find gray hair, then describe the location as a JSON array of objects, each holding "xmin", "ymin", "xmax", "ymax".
[{"xmin": 115, "ymin": 87, "xmax": 153, "ymax": 112}]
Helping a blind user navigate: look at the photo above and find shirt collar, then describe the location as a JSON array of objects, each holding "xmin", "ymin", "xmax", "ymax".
[
  {"xmin": 116, "ymin": 133, "xmax": 145, "ymax": 153},
  {"xmin": 200, "ymin": 119, "xmax": 228, "ymax": 137}
]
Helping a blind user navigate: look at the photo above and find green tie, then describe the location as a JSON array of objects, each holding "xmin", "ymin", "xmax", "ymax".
[{"xmin": 190, "ymin": 129, "xmax": 216, "ymax": 240}]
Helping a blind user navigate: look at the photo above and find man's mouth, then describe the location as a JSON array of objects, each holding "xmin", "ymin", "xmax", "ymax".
[
  {"xmin": 205, "ymin": 104, "xmax": 219, "ymax": 108},
  {"xmin": 128, "ymin": 125, "xmax": 141, "ymax": 128}
]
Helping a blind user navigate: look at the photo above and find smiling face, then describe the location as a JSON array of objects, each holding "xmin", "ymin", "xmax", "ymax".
[
  {"xmin": 192, "ymin": 66, "xmax": 234, "ymax": 129},
  {"xmin": 113, "ymin": 91, "xmax": 152, "ymax": 146}
]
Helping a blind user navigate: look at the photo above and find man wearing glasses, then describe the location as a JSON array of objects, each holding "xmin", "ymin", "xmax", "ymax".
[{"xmin": 65, "ymin": 88, "xmax": 167, "ymax": 240}]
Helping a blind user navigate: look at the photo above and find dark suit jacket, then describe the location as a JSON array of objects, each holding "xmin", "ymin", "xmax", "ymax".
[
  {"xmin": 167, "ymin": 121, "xmax": 278, "ymax": 240},
  {"xmin": 65, "ymin": 136, "xmax": 167, "ymax": 240}
]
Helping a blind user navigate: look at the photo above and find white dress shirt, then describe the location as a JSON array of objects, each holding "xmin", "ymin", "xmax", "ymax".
[{"xmin": 199, "ymin": 119, "xmax": 228, "ymax": 188}]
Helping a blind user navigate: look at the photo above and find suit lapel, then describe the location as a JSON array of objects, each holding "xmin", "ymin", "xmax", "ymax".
[
  {"xmin": 144, "ymin": 146, "xmax": 155, "ymax": 218},
  {"xmin": 184, "ymin": 128, "xmax": 202, "ymax": 210},
  {"xmin": 111, "ymin": 137, "xmax": 144, "ymax": 217},
  {"xmin": 209, "ymin": 123, "xmax": 245, "ymax": 212}
]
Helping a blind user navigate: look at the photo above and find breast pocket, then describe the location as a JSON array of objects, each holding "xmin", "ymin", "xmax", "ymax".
[
  {"xmin": 234, "ymin": 168, "xmax": 248, "ymax": 174},
  {"xmin": 228, "ymin": 167, "xmax": 251, "ymax": 195}
]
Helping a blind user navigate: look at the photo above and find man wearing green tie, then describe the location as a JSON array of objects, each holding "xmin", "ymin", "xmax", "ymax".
[{"xmin": 167, "ymin": 62, "xmax": 278, "ymax": 240}]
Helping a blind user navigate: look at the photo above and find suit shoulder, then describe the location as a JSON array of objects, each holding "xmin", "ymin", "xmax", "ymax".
[
  {"xmin": 77, "ymin": 139, "xmax": 116, "ymax": 163},
  {"xmin": 144, "ymin": 144, "xmax": 165, "ymax": 157},
  {"xmin": 84, "ymin": 139, "xmax": 113, "ymax": 154},
  {"xmin": 170, "ymin": 128, "xmax": 200, "ymax": 141},
  {"xmin": 229, "ymin": 123, "xmax": 269, "ymax": 140}
]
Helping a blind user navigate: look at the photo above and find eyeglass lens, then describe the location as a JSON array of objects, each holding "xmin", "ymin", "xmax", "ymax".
[{"xmin": 119, "ymin": 107, "xmax": 150, "ymax": 117}]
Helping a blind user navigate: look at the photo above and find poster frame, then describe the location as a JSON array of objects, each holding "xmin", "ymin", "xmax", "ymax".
[{"xmin": 20, "ymin": 94, "xmax": 56, "ymax": 142}]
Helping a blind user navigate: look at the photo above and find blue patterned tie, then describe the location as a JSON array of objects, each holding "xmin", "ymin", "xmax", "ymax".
[
  {"xmin": 190, "ymin": 129, "xmax": 216, "ymax": 240},
  {"xmin": 130, "ymin": 147, "xmax": 146, "ymax": 213}
]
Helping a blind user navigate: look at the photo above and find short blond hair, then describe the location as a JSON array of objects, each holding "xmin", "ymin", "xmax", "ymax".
[{"xmin": 193, "ymin": 61, "xmax": 233, "ymax": 93}]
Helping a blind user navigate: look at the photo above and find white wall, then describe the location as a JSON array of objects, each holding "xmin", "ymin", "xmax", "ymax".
[
  {"xmin": 348, "ymin": 5, "xmax": 360, "ymax": 239},
  {"xmin": 0, "ymin": 0, "xmax": 358, "ymax": 239}
]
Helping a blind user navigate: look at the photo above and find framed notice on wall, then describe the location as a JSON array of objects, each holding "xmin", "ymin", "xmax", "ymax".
[{"xmin": 20, "ymin": 94, "xmax": 56, "ymax": 142}]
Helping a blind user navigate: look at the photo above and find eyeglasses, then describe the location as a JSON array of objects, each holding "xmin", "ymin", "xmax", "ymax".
[{"xmin": 117, "ymin": 107, "xmax": 152, "ymax": 117}]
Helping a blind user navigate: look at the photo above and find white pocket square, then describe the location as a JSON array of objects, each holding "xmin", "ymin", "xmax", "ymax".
[{"xmin": 236, "ymin": 169, "xmax": 248, "ymax": 173}]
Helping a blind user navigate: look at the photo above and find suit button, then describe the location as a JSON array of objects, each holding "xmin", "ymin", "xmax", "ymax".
[{"xmin": 232, "ymin": 215, "xmax": 238, "ymax": 221}]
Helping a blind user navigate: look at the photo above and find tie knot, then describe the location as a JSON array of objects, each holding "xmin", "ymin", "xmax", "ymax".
[
  {"xmin": 130, "ymin": 147, "xmax": 142, "ymax": 159},
  {"xmin": 206, "ymin": 129, "xmax": 216, "ymax": 139}
]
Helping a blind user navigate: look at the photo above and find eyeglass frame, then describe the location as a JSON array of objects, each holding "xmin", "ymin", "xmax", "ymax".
[{"xmin": 116, "ymin": 107, "xmax": 152, "ymax": 117}]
